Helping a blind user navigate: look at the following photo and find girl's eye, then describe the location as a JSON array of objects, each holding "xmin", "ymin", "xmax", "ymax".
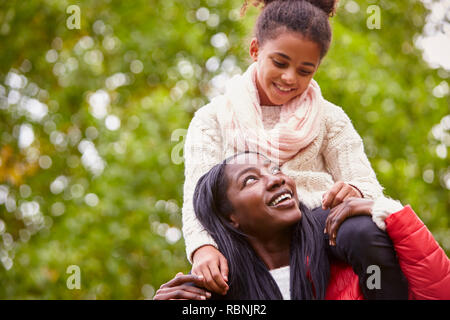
[
  {"xmin": 273, "ymin": 60, "xmax": 286, "ymax": 67},
  {"xmin": 299, "ymin": 70, "xmax": 311, "ymax": 76},
  {"xmin": 273, "ymin": 60, "xmax": 311, "ymax": 76}
]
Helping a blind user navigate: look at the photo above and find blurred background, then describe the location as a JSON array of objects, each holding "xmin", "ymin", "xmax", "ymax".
[{"xmin": 0, "ymin": 0, "xmax": 448, "ymax": 299}]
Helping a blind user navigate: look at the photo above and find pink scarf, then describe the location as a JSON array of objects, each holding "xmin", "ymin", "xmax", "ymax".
[{"xmin": 216, "ymin": 62, "xmax": 324, "ymax": 165}]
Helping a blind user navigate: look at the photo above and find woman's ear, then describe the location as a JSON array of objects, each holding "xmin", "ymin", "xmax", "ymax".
[
  {"xmin": 249, "ymin": 37, "xmax": 259, "ymax": 62},
  {"xmin": 228, "ymin": 213, "xmax": 239, "ymax": 228}
]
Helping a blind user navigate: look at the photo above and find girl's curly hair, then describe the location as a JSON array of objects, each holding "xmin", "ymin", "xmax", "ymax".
[{"xmin": 241, "ymin": 0, "xmax": 340, "ymax": 59}]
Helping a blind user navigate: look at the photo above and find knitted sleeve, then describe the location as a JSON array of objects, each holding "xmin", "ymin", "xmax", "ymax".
[
  {"xmin": 322, "ymin": 103, "xmax": 384, "ymax": 199},
  {"xmin": 182, "ymin": 106, "xmax": 222, "ymax": 263}
]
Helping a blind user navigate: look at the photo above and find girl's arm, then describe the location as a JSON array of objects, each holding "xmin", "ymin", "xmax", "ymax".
[
  {"xmin": 322, "ymin": 103, "xmax": 384, "ymax": 200},
  {"xmin": 182, "ymin": 107, "xmax": 230, "ymax": 295},
  {"xmin": 182, "ymin": 110, "xmax": 222, "ymax": 262}
]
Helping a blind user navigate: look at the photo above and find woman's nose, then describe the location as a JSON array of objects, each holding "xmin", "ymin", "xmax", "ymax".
[{"xmin": 266, "ymin": 174, "xmax": 285, "ymax": 190}]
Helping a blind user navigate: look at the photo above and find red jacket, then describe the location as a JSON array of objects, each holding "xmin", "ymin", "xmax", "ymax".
[{"xmin": 325, "ymin": 205, "xmax": 450, "ymax": 300}]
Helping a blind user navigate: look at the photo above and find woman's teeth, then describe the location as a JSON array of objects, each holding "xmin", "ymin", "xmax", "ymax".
[{"xmin": 270, "ymin": 193, "xmax": 292, "ymax": 206}]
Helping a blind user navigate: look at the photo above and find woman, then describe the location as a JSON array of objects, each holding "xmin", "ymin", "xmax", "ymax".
[{"xmin": 157, "ymin": 152, "xmax": 450, "ymax": 299}]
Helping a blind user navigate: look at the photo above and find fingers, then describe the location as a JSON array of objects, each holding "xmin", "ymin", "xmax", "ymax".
[
  {"xmin": 154, "ymin": 272, "xmax": 212, "ymax": 300},
  {"xmin": 154, "ymin": 285, "xmax": 211, "ymax": 300},
  {"xmin": 209, "ymin": 263, "xmax": 229, "ymax": 294},
  {"xmin": 349, "ymin": 184, "xmax": 363, "ymax": 197},
  {"xmin": 322, "ymin": 191, "xmax": 331, "ymax": 210},
  {"xmin": 325, "ymin": 198, "xmax": 375, "ymax": 246},
  {"xmin": 325, "ymin": 204, "xmax": 346, "ymax": 246},
  {"xmin": 190, "ymin": 245, "xmax": 229, "ymax": 295},
  {"xmin": 218, "ymin": 255, "xmax": 229, "ymax": 283},
  {"xmin": 330, "ymin": 187, "xmax": 351, "ymax": 208},
  {"xmin": 323, "ymin": 182, "xmax": 361, "ymax": 209},
  {"xmin": 203, "ymin": 265, "xmax": 228, "ymax": 295},
  {"xmin": 162, "ymin": 273, "xmax": 205, "ymax": 289},
  {"xmin": 322, "ymin": 182, "xmax": 342, "ymax": 210}
]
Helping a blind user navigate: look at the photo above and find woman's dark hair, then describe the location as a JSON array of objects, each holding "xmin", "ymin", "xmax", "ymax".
[
  {"xmin": 193, "ymin": 151, "xmax": 330, "ymax": 299},
  {"xmin": 241, "ymin": 0, "xmax": 339, "ymax": 59}
]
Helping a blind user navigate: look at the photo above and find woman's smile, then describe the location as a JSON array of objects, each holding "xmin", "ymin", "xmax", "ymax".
[{"xmin": 267, "ymin": 188, "xmax": 295, "ymax": 209}]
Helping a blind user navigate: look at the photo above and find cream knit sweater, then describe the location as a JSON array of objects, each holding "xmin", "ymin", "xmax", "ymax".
[{"xmin": 182, "ymin": 97, "xmax": 384, "ymax": 262}]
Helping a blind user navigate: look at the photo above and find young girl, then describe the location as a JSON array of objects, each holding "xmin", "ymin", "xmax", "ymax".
[{"xmin": 182, "ymin": 0, "xmax": 384, "ymax": 294}]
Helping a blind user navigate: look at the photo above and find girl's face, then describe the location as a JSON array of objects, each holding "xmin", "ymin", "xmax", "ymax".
[
  {"xmin": 225, "ymin": 153, "xmax": 302, "ymax": 239},
  {"xmin": 249, "ymin": 31, "xmax": 321, "ymax": 106}
]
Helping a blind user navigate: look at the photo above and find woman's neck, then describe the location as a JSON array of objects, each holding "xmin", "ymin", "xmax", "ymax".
[{"xmin": 247, "ymin": 232, "xmax": 291, "ymax": 270}]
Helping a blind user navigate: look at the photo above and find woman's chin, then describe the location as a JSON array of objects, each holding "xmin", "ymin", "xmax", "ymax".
[{"xmin": 271, "ymin": 205, "xmax": 302, "ymax": 225}]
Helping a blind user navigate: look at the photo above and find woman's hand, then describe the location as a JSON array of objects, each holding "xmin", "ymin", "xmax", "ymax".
[
  {"xmin": 153, "ymin": 272, "xmax": 211, "ymax": 300},
  {"xmin": 325, "ymin": 197, "xmax": 374, "ymax": 246},
  {"xmin": 322, "ymin": 181, "xmax": 363, "ymax": 210},
  {"xmin": 191, "ymin": 245, "xmax": 229, "ymax": 295}
]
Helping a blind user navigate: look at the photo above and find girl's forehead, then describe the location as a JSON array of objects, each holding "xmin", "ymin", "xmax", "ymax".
[
  {"xmin": 260, "ymin": 32, "xmax": 321, "ymax": 64},
  {"xmin": 263, "ymin": 31, "xmax": 310, "ymax": 48}
]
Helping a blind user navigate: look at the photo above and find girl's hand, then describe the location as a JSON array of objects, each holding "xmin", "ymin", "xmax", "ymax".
[
  {"xmin": 322, "ymin": 181, "xmax": 363, "ymax": 210},
  {"xmin": 191, "ymin": 245, "xmax": 229, "ymax": 295},
  {"xmin": 325, "ymin": 197, "xmax": 374, "ymax": 246},
  {"xmin": 153, "ymin": 272, "xmax": 211, "ymax": 300}
]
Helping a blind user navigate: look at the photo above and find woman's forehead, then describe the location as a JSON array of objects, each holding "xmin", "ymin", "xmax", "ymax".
[
  {"xmin": 226, "ymin": 152, "xmax": 272, "ymax": 166},
  {"xmin": 225, "ymin": 154, "xmax": 274, "ymax": 182}
]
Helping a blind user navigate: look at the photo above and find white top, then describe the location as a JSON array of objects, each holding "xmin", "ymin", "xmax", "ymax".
[
  {"xmin": 269, "ymin": 265, "xmax": 291, "ymax": 300},
  {"xmin": 182, "ymin": 97, "xmax": 384, "ymax": 262}
]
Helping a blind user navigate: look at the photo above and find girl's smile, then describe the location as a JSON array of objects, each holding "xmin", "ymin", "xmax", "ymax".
[{"xmin": 249, "ymin": 31, "xmax": 322, "ymax": 106}]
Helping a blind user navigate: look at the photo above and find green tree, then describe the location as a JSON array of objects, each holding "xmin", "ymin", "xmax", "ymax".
[{"xmin": 0, "ymin": 0, "xmax": 448, "ymax": 299}]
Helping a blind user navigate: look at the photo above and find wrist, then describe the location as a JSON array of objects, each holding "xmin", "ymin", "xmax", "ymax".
[
  {"xmin": 349, "ymin": 184, "xmax": 363, "ymax": 198},
  {"xmin": 192, "ymin": 244, "xmax": 217, "ymax": 262},
  {"xmin": 371, "ymin": 197, "xmax": 403, "ymax": 230}
]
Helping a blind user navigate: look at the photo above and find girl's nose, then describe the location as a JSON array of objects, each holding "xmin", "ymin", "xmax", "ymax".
[{"xmin": 281, "ymin": 68, "xmax": 296, "ymax": 85}]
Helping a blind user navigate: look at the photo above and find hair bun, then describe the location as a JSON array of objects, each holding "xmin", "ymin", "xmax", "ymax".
[
  {"xmin": 243, "ymin": 0, "xmax": 338, "ymax": 17},
  {"xmin": 304, "ymin": 0, "xmax": 338, "ymax": 17}
]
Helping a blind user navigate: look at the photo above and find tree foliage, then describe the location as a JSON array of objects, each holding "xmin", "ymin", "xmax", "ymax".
[{"xmin": 0, "ymin": 0, "xmax": 448, "ymax": 299}]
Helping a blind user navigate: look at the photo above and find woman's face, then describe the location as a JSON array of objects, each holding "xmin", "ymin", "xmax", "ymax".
[
  {"xmin": 225, "ymin": 153, "xmax": 302, "ymax": 239},
  {"xmin": 249, "ymin": 30, "xmax": 321, "ymax": 106}
]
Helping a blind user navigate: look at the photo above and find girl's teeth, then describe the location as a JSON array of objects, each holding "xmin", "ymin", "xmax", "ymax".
[{"xmin": 275, "ymin": 83, "xmax": 294, "ymax": 92}]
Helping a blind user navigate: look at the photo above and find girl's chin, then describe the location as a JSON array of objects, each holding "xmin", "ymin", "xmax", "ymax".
[{"xmin": 270, "ymin": 85, "xmax": 295, "ymax": 104}]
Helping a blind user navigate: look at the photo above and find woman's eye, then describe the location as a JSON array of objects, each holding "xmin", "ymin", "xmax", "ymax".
[
  {"xmin": 243, "ymin": 176, "xmax": 257, "ymax": 186},
  {"xmin": 271, "ymin": 167, "xmax": 281, "ymax": 174}
]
